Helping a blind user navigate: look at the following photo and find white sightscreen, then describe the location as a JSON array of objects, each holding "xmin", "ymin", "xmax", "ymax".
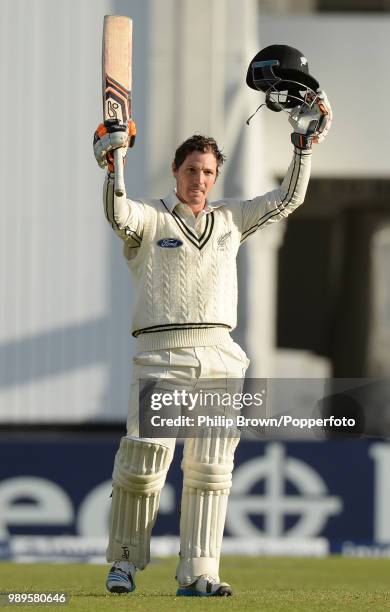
[
  {"xmin": 0, "ymin": 0, "xmax": 266, "ymax": 423},
  {"xmin": 0, "ymin": 0, "xmax": 149, "ymax": 423}
]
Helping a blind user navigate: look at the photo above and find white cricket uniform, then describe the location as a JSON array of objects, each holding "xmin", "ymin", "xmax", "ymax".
[{"xmin": 104, "ymin": 146, "xmax": 312, "ymax": 584}]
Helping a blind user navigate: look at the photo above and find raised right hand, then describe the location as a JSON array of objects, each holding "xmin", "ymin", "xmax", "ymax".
[{"xmin": 93, "ymin": 119, "xmax": 136, "ymax": 171}]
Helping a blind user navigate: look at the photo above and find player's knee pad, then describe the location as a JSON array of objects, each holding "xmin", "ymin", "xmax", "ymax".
[
  {"xmin": 113, "ymin": 436, "xmax": 172, "ymax": 495},
  {"xmin": 176, "ymin": 428, "xmax": 240, "ymax": 586},
  {"xmin": 107, "ymin": 436, "xmax": 173, "ymax": 568},
  {"xmin": 182, "ymin": 427, "xmax": 240, "ymax": 491}
]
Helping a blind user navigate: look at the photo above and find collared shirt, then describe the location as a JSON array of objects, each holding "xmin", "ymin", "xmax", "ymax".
[{"xmin": 162, "ymin": 189, "xmax": 223, "ymax": 236}]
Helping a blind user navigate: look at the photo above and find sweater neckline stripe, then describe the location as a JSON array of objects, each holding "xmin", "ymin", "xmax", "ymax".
[
  {"xmin": 172, "ymin": 208, "xmax": 201, "ymax": 242},
  {"xmin": 160, "ymin": 199, "xmax": 215, "ymax": 251}
]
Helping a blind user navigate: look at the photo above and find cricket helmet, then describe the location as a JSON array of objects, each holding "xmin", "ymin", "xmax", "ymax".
[{"xmin": 246, "ymin": 45, "xmax": 319, "ymax": 112}]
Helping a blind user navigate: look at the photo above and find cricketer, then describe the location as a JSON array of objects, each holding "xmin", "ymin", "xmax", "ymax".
[{"xmin": 93, "ymin": 45, "xmax": 332, "ymax": 597}]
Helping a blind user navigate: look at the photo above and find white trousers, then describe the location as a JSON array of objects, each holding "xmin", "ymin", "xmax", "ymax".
[
  {"xmin": 127, "ymin": 336, "xmax": 250, "ymax": 442},
  {"xmin": 108, "ymin": 335, "xmax": 249, "ymax": 583}
]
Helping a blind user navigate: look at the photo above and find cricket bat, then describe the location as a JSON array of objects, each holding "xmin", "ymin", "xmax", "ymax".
[{"xmin": 102, "ymin": 15, "xmax": 132, "ymax": 197}]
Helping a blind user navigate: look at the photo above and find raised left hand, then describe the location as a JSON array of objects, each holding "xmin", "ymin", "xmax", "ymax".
[{"xmin": 289, "ymin": 89, "xmax": 332, "ymax": 149}]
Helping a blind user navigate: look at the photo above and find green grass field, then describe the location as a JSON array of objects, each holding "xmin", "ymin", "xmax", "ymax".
[{"xmin": 1, "ymin": 556, "xmax": 390, "ymax": 611}]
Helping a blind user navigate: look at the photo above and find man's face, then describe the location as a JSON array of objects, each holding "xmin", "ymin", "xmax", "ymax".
[{"xmin": 172, "ymin": 151, "xmax": 217, "ymax": 211}]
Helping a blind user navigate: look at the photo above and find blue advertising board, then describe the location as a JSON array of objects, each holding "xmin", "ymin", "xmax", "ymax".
[{"xmin": 0, "ymin": 435, "xmax": 389, "ymax": 557}]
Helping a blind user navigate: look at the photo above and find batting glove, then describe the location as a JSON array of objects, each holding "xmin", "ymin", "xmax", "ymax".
[
  {"xmin": 289, "ymin": 89, "xmax": 332, "ymax": 150},
  {"xmin": 93, "ymin": 119, "xmax": 136, "ymax": 171}
]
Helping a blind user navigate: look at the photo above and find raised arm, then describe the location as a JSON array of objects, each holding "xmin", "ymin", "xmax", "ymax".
[
  {"xmin": 94, "ymin": 119, "xmax": 144, "ymax": 253},
  {"xmin": 241, "ymin": 89, "xmax": 332, "ymax": 243},
  {"xmin": 240, "ymin": 146, "xmax": 311, "ymax": 243},
  {"xmin": 103, "ymin": 173, "xmax": 144, "ymax": 251}
]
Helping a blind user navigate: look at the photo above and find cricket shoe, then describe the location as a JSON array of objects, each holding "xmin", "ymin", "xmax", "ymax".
[
  {"xmin": 106, "ymin": 560, "xmax": 136, "ymax": 594},
  {"xmin": 176, "ymin": 574, "xmax": 233, "ymax": 597}
]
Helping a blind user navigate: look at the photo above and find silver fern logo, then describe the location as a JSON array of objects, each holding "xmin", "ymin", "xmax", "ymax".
[{"xmin": 217, "ymin": 231, "xmax": 231, "ymax": 250}]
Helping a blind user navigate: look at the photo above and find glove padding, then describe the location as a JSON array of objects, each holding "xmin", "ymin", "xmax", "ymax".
[
  {"xmin": 289, "ymin": 90, "xmax": 332, "ymax": 150},
  {"xmin": 93, "ymin": 119, "xmax": 136, "ymax": 171}
]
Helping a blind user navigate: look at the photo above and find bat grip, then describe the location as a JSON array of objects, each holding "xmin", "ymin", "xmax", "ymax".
[{"xmin": 114, "ymin": 148, "xmax": 125, "ymax": 197}]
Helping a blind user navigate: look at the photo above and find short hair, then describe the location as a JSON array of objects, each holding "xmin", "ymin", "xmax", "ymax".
[{"xmin": 173, "ymin": 134, "xmax": 226, "ymax": 175}]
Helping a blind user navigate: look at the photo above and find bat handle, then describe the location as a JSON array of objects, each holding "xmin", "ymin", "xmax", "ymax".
[{"xmin": 114, "ymin": 148, "xmax": 125, "ymax": 197}]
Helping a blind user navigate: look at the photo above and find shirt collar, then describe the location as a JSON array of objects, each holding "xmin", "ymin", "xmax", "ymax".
[{"xmin": 162, "ymin": 189, "xmax": 225, "ymax": 213}]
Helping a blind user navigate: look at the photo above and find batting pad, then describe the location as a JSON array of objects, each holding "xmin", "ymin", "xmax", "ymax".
[
  {"xmin": 176, "ymin": 427, "xmax": 240, "ymax": 586},
  {"xmin": 106, "ymin": 436, "xmax": 173, "ymax": 568}
]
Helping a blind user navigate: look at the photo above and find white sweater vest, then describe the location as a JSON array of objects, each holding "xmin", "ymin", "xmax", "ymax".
[{"xmin": 104, "ymin": 148, "xmax": 312, "ymax": 349}]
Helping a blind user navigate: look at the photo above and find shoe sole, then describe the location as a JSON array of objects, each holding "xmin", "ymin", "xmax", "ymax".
[
  {"xmin": 107, "ymin": 585, "xmax": 134, "ymax": 594},
  {"xmin": 176, "ymin": 587, "xmax": 232, "ymax": 597},
  {"xmin": 106, "ymin": 580, "xmax": 136, "ymax": 594}
]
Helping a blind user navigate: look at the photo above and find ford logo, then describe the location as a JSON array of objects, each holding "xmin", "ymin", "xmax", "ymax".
[{"xmin": 157, "ymin": 238, "xmax": 183, "ymax": 248}]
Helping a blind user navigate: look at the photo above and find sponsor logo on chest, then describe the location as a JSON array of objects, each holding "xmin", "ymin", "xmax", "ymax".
[{"xmin": 157, "ymin": 238, "xmax": 183, "ymax": 248}]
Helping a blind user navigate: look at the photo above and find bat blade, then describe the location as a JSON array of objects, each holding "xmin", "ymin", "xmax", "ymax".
[{"xmin": 102, "ymin": 15, "xmax": 132, "ymax": 196}]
